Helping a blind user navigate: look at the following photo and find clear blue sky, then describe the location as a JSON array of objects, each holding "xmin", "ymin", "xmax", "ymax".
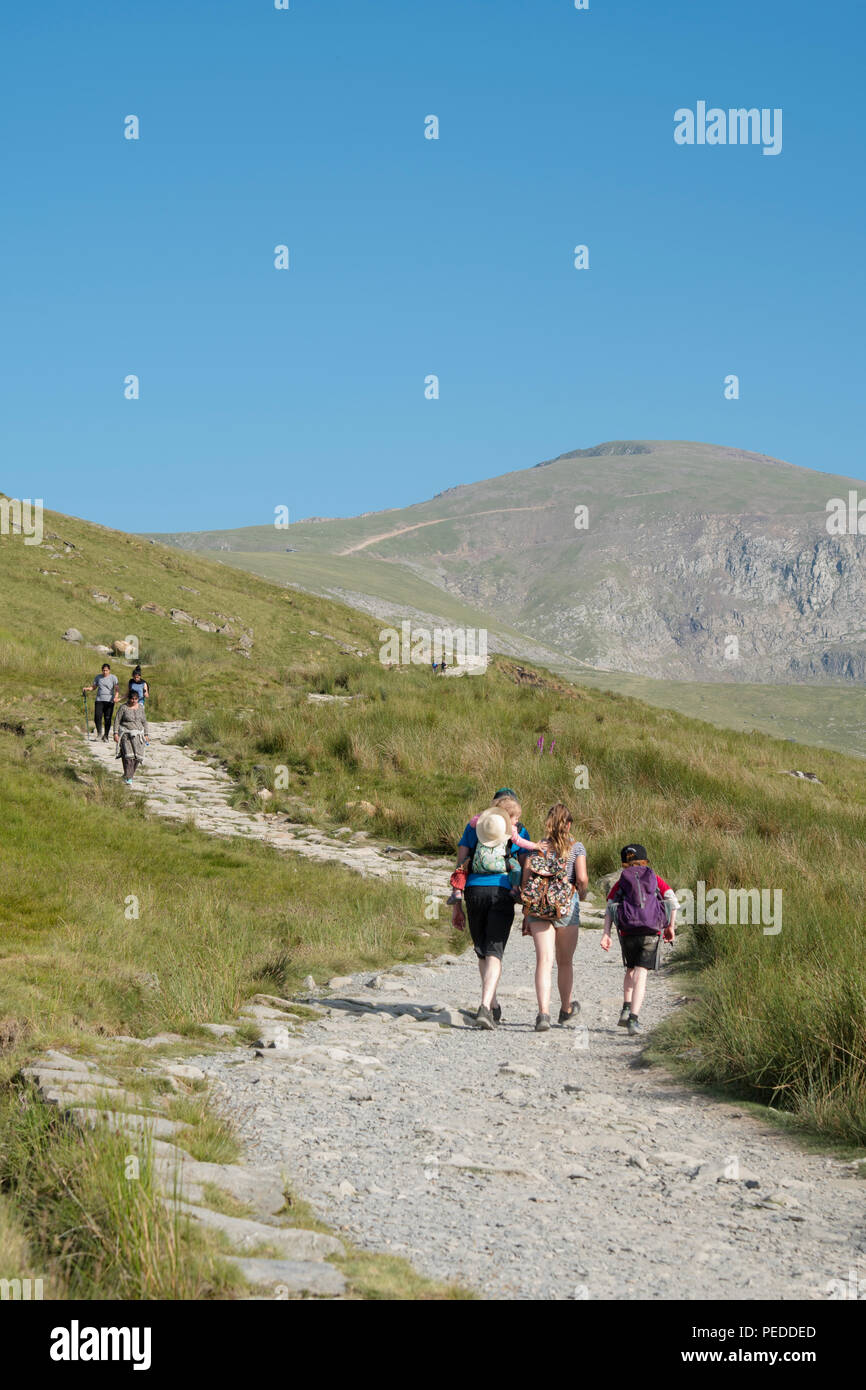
[{"xmin": 2, "ymin": 1, "xmax": 864, "ymax": 532}]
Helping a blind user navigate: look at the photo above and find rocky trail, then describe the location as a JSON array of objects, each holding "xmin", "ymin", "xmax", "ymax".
[
  {"xmin": 77, "ymin": 722, "xmax": 864, "ymax": 1300},
  {"xmin": 80, "ymin": 719, "xmax": 452, "ymax": 895}
]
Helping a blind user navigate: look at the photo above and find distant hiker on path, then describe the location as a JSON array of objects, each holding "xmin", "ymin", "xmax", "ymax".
[
  {"xmin": 451, "ymin": 789, "xmax": 534, "ymax": 1030},
  {"xmin": 601, "ymin": 843, "xmax": 678, "ymax": 1036},
  {"xmin": 520, "ymin": 803, "xmax": 587, "ymax": 1031},
  {"xmin": 127, "ymin": 665, "xmax": 149, "ymax": 705},
  {"xmin": 83, "ymin": 663, "xmax": 119, "ymax": 741},
  {"xmin": 114, "ymin": 690, "xmax": 149, "ymax": 785}
]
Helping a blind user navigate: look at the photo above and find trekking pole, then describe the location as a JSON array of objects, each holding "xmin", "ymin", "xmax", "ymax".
[{"xmin": 82, "ymin": 691, "xmax": 89, "ymax": 738}]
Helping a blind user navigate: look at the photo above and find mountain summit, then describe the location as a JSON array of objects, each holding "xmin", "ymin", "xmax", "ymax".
[{"xmin": 150, "ymin": 440, "xmax": 866, "ymax": 685}]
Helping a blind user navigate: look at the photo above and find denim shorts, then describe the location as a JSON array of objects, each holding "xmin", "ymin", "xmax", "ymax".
[{"xmin": 560, "ymin": 894, "xmax": 580, "ymax": 928}]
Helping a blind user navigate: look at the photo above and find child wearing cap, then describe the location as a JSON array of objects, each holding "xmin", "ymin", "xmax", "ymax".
[{"xmin": 600, "ymin": 844, "xmax": 678, "ymax": 1036}]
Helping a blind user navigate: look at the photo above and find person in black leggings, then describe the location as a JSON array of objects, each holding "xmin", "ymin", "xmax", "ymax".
[
  {"xmin": 451, "ymin": 792, "xmax": 533, "ymax": 1029},
  {"xmin": 83, "ymin": 663, "xmax": 119, "ymax": 741}
]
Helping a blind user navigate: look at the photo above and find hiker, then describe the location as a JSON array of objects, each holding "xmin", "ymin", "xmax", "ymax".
[
  {"xmin": 83, "ymin": 663, "xmax": 119, "ymax": 741},
  {"xmin": 520, "ymin": 803, "xmax": 587, "ymax": 1031},
  {"xmin": 127, "ymin": 665, "xmax": 149, "ymax": 705},
  {"xmin": 451, "ymin": 789, "xmax": 534, "ymax": 1029},
  {"xmin": 114, "ymin": 690, "xmax": 149, "ymax": 785},
  {"xmin": 600, "ymin": 843, "xmax": 678, "ymax": 1036}
]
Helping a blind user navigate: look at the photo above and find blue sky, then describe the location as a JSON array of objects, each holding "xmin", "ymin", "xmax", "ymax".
[{"xmin": 2, "ymin": 1, "xmax": 864, "ymax": 532}]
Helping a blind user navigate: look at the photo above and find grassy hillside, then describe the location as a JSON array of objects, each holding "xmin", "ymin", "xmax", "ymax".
[
  {"xmin": 146, "ymin": 440, "xmax": 866, "ymax": 754},
  {"xmin": 0, "ymin": 508, "xmax": 463, "ymax": 1298},
  {"xmin": 177, "ymin": 549, "xmax": 866, "ymax": 760},
  {"xmin": 2, "ymin": 500, "xmax": 866, "ymax": 1294}
]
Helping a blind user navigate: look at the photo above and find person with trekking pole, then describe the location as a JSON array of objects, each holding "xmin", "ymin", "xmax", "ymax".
[{"xmin": 82, "ymin": 663, "xmax": 119, "ymax": 741}]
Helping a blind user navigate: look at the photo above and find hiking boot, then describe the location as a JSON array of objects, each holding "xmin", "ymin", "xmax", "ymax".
[
  {"xmin": 627, "ymin": 1014, "xmax": 641, "ymax": 1036},
  {"xmin": 558, "ymin": 1001, "xmax": 580, "ymax": 1024},
  {"xmin": 535, "ymin": 1013, "xmax": 551, "ymax": 1032},
  {"xmin": 492, "ymin": 1002, "xmax": 502, "ymax": 1024},
  {"xmin": 617, "ymin": 1004, "xmax": 631, "ymax": 1028},
  {"xmin": 475, "ymin": 1005, "xmax": 495, "ymax": 1031}
]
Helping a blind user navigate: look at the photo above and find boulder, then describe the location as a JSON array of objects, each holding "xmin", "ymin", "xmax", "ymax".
[
  {"xmin": 140, "ymin": 602, "xmax": 166, "ymax": 616},
  {"xmin": 62, "ymin": 628, "xmax": 83, "ymax": 643},
  {"xmin": 114, "ymin": 639, "xmax": 135, "ymax": 657},
  {"xmin": 170, "ymin": 609, "xmax": 193, "ymax": 624}
]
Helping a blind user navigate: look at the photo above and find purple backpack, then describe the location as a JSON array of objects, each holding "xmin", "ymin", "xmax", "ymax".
[{"xmin": 615, "ymin": 865, "xmax": 666, "ymax": 934}]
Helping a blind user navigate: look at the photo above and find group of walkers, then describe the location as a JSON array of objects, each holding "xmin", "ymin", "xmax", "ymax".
[
  {"xmin": 82, "ymin": 662, "xmax": 150, "ymax": 785},
  {"xmin": 449, "ymin": 789, "xmax": 678, "ymax": 1035}
]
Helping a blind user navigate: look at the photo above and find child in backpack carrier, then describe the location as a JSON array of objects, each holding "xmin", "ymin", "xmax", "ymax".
[
  {"xmin": 600, "ymin": 843, "xmax": 678, "ymax": 1036},
  {"xmin": 448, "ymin": 803, "xmax": 542, "ymax": 903}
]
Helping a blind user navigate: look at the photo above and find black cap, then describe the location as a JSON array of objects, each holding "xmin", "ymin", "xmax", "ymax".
[{"xmin": 621, "ymin": 843, "xmax": 648, "ymax": 863}]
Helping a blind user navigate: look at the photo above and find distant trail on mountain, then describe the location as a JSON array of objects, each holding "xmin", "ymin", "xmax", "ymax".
[{"xmin": 339, "ymin": 506, "xmax": 551, "ymax": 555}]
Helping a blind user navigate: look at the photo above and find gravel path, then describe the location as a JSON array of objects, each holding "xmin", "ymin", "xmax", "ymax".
[{"xmin": 83, "ymin": 722, "xmax": 865, "ymax": 1301}]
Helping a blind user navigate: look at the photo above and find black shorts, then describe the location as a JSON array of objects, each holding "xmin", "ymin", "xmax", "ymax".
[
  {"xmin": 619, "ymin": 931, "xmax": 661, "ymax": 970},
  {"xmin": 465, "ymin": 885, "xmax": 515, "ymax": 960}
]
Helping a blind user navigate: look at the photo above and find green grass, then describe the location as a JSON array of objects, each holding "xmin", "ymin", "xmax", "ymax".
[
  {"xmin": 0, "ymin": 723, "xmax": 456, "ymax": 1050},
  {"xmin": 146, "ymin": 440, "xmax": 866, "ymax": 757},
  {"xmin": 0, "ymin": 1097, "xmax": 244, "ymax": 1299},
  {"xmin": 180, "ymin": 657, "xmax": 866, "ymax": 1144},
  {"xmin": 2, "ymin": 497, "xmax": 866, "ymax": 1299}
]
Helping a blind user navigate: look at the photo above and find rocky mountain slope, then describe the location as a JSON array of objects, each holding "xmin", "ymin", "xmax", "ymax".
[{"xmin": 149, "ymin": 440, "xmax": 866, "ymax": 685}]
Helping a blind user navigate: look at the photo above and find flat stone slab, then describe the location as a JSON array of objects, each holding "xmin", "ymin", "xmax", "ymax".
[
  {"xmin": 22, "ymin": 1066, "xmax": 122, "ymax": 1089},
  {"xmin": 156, "ymin": 1062, "xmax": 206, "ymax": 1082},
  {"xmin": 40, "ymin": 1084, "xmax": 146, "ymax": 1110},
  {"xmin": 229, "ymin": 1257, "xmax": 346, "ymax": 1297},
  {"xmin": 39, "ymin": 1051, "xmax": 97, "ymax": 1072},
  {"xmin": 168, "ymin": 1200, "xmax": 344, "ymax": 1259},
  {"xmin": 67, "ymin": 1108, "xmax": 189, "ymax": 1139},
  {"xmin": 153, "ymin": 1157, "xmax": 288, "ymax": 1218}
]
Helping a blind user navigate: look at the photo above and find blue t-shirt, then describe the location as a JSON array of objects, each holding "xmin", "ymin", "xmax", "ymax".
[
  {"xmin": 129, "ymin": 679, "xmax": 147, "ymax": 702},
  {"xmin": 459, "ymin": 821, "xmax": 531, "ymax": 889}
]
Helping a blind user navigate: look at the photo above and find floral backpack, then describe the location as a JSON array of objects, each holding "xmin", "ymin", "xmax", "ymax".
[{"xmin": 520, "ymin": 848, "xmax": 575, "ymax": 920}]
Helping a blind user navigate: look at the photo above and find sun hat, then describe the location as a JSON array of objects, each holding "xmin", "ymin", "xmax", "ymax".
[{"xmin": 475, "ymin": 808, "xmax": 510, "ymax": 848}]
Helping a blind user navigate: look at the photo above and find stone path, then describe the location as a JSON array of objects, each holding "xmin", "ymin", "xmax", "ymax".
[
  {"xmin": 81, "ymin": 722, "xmax": 866, "ymax": 1301},
  {"xmin": 21, "ymin": 1048, "xmax": 347, "ymax": 1298},
  {"xmin": 81, "ymin": 720, "xmax": 452, "ymax": 894}
]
